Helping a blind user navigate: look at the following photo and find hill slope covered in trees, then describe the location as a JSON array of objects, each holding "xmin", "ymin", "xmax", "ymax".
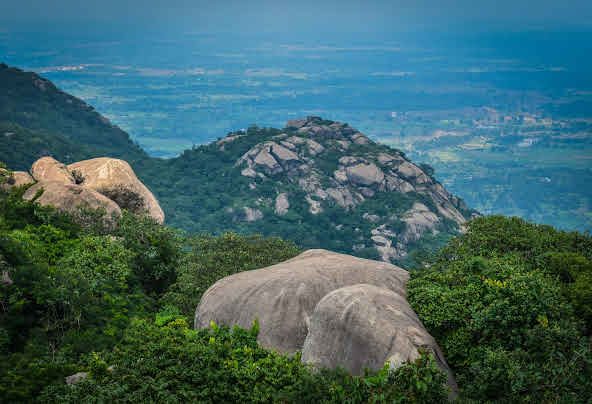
[{"xmin": 0, "ymin": 64, "xmax": 477, "ymax": 266}]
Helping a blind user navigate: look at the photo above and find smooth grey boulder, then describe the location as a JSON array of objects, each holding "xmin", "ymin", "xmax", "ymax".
[
  {"xmin": 195, "ymin": 249, "xmax": 409, "ymax": 354},
  {"xmin": 301, "ymin": 284, "xmax": 458, "ymax": 396},
  {"xmin": 65, "ymin": 372, "xmax": 88, "ymax": 385}
]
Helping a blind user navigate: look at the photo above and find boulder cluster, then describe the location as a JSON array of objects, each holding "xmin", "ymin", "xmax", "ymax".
[
  {"xmin": 222, "ymin": 116, "xmax": 472, "ymax": 260},
  {"xmin": 3, "ymin": 156, "xmax": 164, "ymax": 223},
  {"xmin": 195, "ymin": 249, "xmax": 458, "ymax": 397}
]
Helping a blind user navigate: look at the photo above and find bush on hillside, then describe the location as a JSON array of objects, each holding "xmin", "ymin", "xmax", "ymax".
[
  {"xmin": 408, "ymin": 216, "xmax": 592, "ymax": 402},
  {"xmin": 42, "ymin": 316, "xmax": 448, "ymax": 404}
]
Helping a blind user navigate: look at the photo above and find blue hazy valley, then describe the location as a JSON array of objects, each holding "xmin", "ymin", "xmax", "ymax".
[{"xmin": 2, "ymin": 29, "xmax": 592, "ymax": 231}]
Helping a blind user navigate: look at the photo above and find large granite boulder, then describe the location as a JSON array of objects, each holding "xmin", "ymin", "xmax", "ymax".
[
  {"xmin": 31, "ymin": 157, "xmax": 75, "ymax": 184},
  {"xmin": 345, "ymin": 163, "xmax": 385, "ymax": 186},
  {"xmin": 68, "ymin": 158, "xmax": 164, "ymax": 224},
  {"xmin": 195, "ymin": 249, "xmax": 409, "ymax": 354},
  {"xmin": 23, "ymin": 181, "xmax": 121, "ymax": 218},
  {"xmin": 195, "ymin": 249, "xmax": 457, "ymax": 396},
  {"xmin": 301, "ymin": 284, "xmax": 458, "ymax": 396}
]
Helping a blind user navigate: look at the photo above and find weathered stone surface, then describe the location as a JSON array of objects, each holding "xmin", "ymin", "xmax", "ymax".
[
  {"xmin": 326, "ymin": 187, "xmax": 357, "ymax": 208},
  {"xmin": 377, "ymin": 152, "xmax": 403, "ymax": 164},
  {"xmin": 396, "ymin": 161, "xmax": 424, "ymax": 180},
  {"xmin": 195, "ymin": 250, "xmax": 409, "ymax": 354},
  {"xmin": 385, "ymin": 173, "xmax": 415, "ymax": 193},
  {"xmin": 305, "ymin": 195, "xmax": 323, "ymax": 214},
  {"xmin": 336, "ymin": 140, "xmax": 351, "ymax": 149},
  {"xmin": 280, "ymin": 140, "xmax": 296, "ymax": 150},
  {"xmin": 359, "ymin": 187, "xmax": 375, "ymax": 198},
  {"xmin": 274, "ymin": 193, "xmax": 290, "ymax": 216},
  {"xmin": 363, "ymin": 212, "xmax": 381, "ymax": 223},
  {"xmin": 286, "ymin": 118, "xmax": 307, "ymax": 129},
  {"xmin": 241, "ymin": 167, "xmax": 257, "ymax": 178},
  {"xmin": 241, "ymin": 206, "xmax": 263, "ymax": 222},
  {"xmin": 68, "ymin": 158, "xmax": 164, "ymax": 224},
  {"xmin": 305, "ymin": 139, "xmax": 325, "ymax": 156},
  {"xmin": 333, "ymin": 169, "xmax": 348, "ymax": 184},
  {"xmin": 268, "ymin": 142, "xmax": 300, "ymax": 165},
  {"xmin": 371, "ymin": 225, "xmax": 403, "ymax": 261},
  {"xmin": 1, "ymin": 171, "xmax": 34, "ymax": 189},
  {"xmin": 2, "ymin": 271, "xmax": 12, "ymax": 285},
  {"xmin": 346, "ymin": 163, "xmax": 384, "ymax": 186},
  {"xmin": 23, "ymin": 181, "xmax": 122, "ymax": 219},
  {"xmin": 65, "ymin": 372, "xmax": 88, "ymax": 385},
  {"xmin": 338, "ymin": 156, "xmax": 361, "ymax": 166},
  {"xmin": 402, "ymin": 203, "xmax": 440, "ymax": 243},
  {"xmin": 301, "ymin": 284, "xmax": 458, "ymax": 396},
  {"xmin": 286, "ymin": 136, "xmax": 306, "ymax": 145},
  {"xmin": 253, "ymin": 148, "xmax": 282, "ymax": 175},
  {"xmin": 31, "ymin": 157, "xmax": 75, "ymax": 184},
  {"xmin": 12, "ymin": 171, "xmax": 34, "ymax": 186},
  {"xmin": 351, "ymin": 132, "xmax": 371, "ymax": 145}
]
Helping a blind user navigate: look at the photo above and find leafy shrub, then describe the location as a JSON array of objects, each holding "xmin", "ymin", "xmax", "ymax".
[
  {"xmin": 408, "ymin": 216, "xmax": 592, "ymax": 402},
  {"xmin": 42, "ymin": 318, "xmax": 448, "ymax": 404},
  {"xmin": 114, "ymin": 211, "xmax": 184, "ymax": 296}
]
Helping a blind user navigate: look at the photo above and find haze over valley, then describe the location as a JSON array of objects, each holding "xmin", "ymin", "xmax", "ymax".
[{"xmin": 2, "ymin": 27, "xmax": 591, "ymax": 232}]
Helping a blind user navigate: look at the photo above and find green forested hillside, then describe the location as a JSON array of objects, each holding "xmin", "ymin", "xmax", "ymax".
[
  {"xmin": 133, "ymin": 119, "xmax": 477, "ymax": 268},
  {"xmin": 0, "ymin": 121, "xmax": 95, "ymax": 171},
  {"xmin": 0, "ymin": 63, "xmax": 145, "ymax": 164},
  {"xmin": 0, "ymin": 63, "xmax": 476, "ymax": 267}
]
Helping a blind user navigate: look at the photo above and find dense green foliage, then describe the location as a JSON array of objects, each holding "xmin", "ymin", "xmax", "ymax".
[
  {"xmin": 408, "ymin": 216, "xmax": 592, "ymax": 402},
  {"xmin": 42, "ymin": 317, "xmax": 448, "ymax": 404},
  {"xmin": 0, "ymin": 121, "xmax": 94, "ymax": 171},
  {"xmin": 0, "ymin": 185, "xmax": 448, "ymax": 402},
  {"xmin": 0, "ymin": 64, "xmax": 145, "ymax": 169}
]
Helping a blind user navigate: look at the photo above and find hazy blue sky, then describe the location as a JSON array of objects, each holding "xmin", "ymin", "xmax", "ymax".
[{"xmin": 2, "ymin": 0, "xmax": 592, "ymax": 33}]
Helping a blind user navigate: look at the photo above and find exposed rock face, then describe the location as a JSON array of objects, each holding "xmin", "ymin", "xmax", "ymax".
[
  {"xmin": 31, "ymin": 157, "xmax": 75, "ymax": 184},
  {"xmin": 68, "ymin": 158, "xmax": 164, "ymax": 224},
  {"xmin": 305, "ymin": 195, "xmax": 322, "ymax": 214},
  {"xmin": 23, "ymin": 181, "xmax": 122, "ymax": 218},
  {"xmin": 238, "ymin": 141, "xmax": 300, "ymax": 177},
  {"xmin": 65, "ymin": 372, "xmax": 88, "ymax": 385},
  {"xmin": 286, "ymin": 118, "xmax": 307, "ymax": 129},
  {"xmin": 230, "ymin": 115, "xmax": 473, "ymax": 263},
  {"xmin": 371, "ymin": 225, "xmax": 404, "ymax": 261},
  {"xmin": 1, "ymin": 270, "xmax": 12, "ymax": 285},
  {"xmin": 13, "ymin": 156, "xmax": 163, "ymax": 223},
  {"xmin": 401, "ymin": 203, "xmax": 441, "ymax": 243},
  {"xmin": 301, "ymin": 284, "xmax": 457, "ymax": 395},
  {"xmin": 346, "ymin": 163, "xmax": 385, "ymax": 186},
  {"xmin": 195, "ymin": 250, "xmax": 457, "ymax": 395},
  {"xmin": 195, "ymin": 250, "xmax": 409, "ymax": 354},
  {"xmin": 0, "ymin": 170, "xmax": 34, "ymax": 189},
  {"xmin": 240, "ymin": 206, "xmax": 263, "ymax": 222},
  {"xmin": 274, "ymin": 193, "xmax": 290, "ymax": 215}
]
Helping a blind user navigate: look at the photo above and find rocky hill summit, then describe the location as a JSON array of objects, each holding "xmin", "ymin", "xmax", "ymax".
[
  {"xmin": 206, "ymin": 116, "xmax": 476, "ymax": 263},
  {"xmin": 0, "ymin": 64, "xmax": 476, "ymax": 266}
]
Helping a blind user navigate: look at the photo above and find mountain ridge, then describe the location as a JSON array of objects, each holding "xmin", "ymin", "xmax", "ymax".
[{"xmin": 0, "ymin": 63, "xmax": 477, "ymax": 266}]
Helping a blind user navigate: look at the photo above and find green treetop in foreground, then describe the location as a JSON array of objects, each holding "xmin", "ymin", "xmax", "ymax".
[{"xmin": 0, "ymin": 183, "xmax": 448, "ymax": 403}]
